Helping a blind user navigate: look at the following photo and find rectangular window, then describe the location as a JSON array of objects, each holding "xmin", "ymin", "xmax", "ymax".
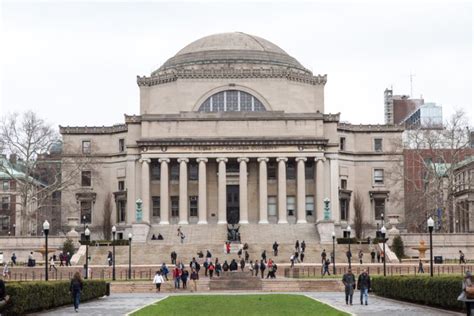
[
  {"xmin": 268, "ymin": 196, "xmax": 277, "ymax": 216},
  {"xmin": 82, "ymin": 140, "xmax": 91, "ymax": 154},
  {"xmin": 340, "ymin": 137, "xmax": 346, "ymax": 151},
  {"xmin": 118, "ymin": 181, "xmax": 125, "ymax": 191},
  {"xmin": 80, "ymin": 201, "xmax": 92, "ymax": 224},
  {"xmin": 1, "ymin": 196, "xmax": 9, "ymax": 210},
  {"xmin": 287, "ymin": 161, "xmax": 296, "ymax": 180},
  {"xmin": 152, "ymin": 196, "xmax": 160, "ymax": 217},
  {"xmin": 287, "ymin": 196, "xmax": 296, "ymax": 216},
  {"xmin": 189, "ymin": 163, "xmax": 198, "ymax": 181},
  {"xmin": 170, "ymin": 164, "xmax": 179, "ymax": 181},
  {"xmin": 226, "ymin": 161, "xmax": 239, "ymax": 173},
  {"xmin": 268, "ymin": 161, "xmax": 277, "ymax": 180},
  {"xmin": 374, "ymin": 138, "xmax": 383, "ymax": 152},
  {"xmin": 81, "ymin": 171, "xmax": 92, "ymax": 187},
  {"xmin": 0, "ymin": 216, "xmax": 9, "ymax": 231},
  {"xmin": 2, "ymin": 181, "xmax": 9, "ymax": 191},
  {"xmin": 340, "ymin": 199, "xmax": 349, "ymax": 221},
  {"xmin": 305, "ymin": 195, "xmax": 314, "ymax": 216},
  {"xmin": 151, "ymin": 161, "xmax": 160, "ymax": 181},
  {"xmin": 119, "ymin": 139, "xmax": 125, "ymax": 152},
  {"xmin": 171, "ymin": 196, "xmax": 179, "ymax": 217},
  {"xmin": 374, "ymin": 198, "xmax": 385, "ymax": 220},
  {"xmin": 117, "ymin": 200, "xmax": 126, "ymax": 222},
  {"xmin": 305, "ymin": 160, "xmax": 314, "ymax": 179},
  {"xmin": 373, "ymin": 169, "xmax": 384, "ymax": 185},
  {"xmin": 189, "ymin": 196, "xmax": 198, "ymax": 217},
  {"xmin": 341, "ymin": 179, "xmax": 347, "ymax": 189}
]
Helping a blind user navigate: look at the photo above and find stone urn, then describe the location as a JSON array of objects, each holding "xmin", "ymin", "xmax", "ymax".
[{"xmin": 412, "ymin": 240, "xmax": 428, "ymax": 259}]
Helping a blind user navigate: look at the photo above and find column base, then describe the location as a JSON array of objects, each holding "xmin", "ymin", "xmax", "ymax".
[
  {"xmin": 217, "ymin": 220, "xmax": 227, "ymax": 225},
  {"xmin": 258, "ymin": 220, "xmax": 269, "ymax": 224},
  {"xmin": 178, "ymin": 220, "xmax": 189, "ymax": 225},
  {"xmin": 296, "ymin": 219, "xmax": 307, "ymax": 224},
  {"xmin": 239, "ymin": 220, "xmax": 249, "ymax": 224},
  {"xmin": 197, "ymin": 220, "xmax": 208, "ymax": 225},
  {"xmin": 278, "ymin": 220, "xmax": 288, "ymax": 224},
  {"xmin": 159, "ymin": 221, "xmax": 170, "ymax": 225}
]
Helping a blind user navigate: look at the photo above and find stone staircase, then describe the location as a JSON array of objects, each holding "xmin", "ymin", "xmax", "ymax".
[
  {"xmin": 111, "ymin": 280, "xmax": 210, "ymax": 293},
  {"xmin": 209, "ymin": 271, "xmax": 262, "ymax": 291}
]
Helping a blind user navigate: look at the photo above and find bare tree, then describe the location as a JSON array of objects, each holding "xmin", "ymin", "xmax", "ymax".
[
  {"xmin": 102, "ymin": 193, "xmax": 112, "ymax": 241},
  {"xmin": 353, "ymin": 190, "xmax": 365, "ymax": 239}
]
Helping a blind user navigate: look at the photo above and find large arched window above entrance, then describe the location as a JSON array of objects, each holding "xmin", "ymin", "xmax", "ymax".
[{"xmin": 198, "ymin": 90, "xmax": 267, "ymax": 112}]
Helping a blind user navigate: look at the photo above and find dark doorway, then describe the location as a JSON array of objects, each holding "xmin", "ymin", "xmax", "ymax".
[{"xmin": 226, "ymin": 185, "xmax": 240, "ymax": 224}]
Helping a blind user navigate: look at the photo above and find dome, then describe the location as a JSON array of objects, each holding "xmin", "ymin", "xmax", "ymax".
[{"xmin": 153, "ymin": 32, "xmax": 310, "ymax": 75}]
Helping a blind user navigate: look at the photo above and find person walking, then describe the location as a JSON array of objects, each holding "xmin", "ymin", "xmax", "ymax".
[
  {"xmin": 300, "ymin": 252, "xmax": 305, "ymax": 263},
  {"xmin": 59, "ymin": 253, "xmax": 64, "ymax": 267},
  {"xmin": 357, "ymin": 269, "xmax": 371, "ymax": 305},
  {"xmin": 215, "ymin": 259, "xmax": 222, "ymax": 277},
  {"xmin": 460, "ymin": 251, "xmax": 467, "ymax": 264},
  {"xmin": 190, "ymin": 269, "xmax": 199, "ymax": 292},
  {"xmin": 380, "ymin": 251, "xmax": 385, "ymax": 263},
  {"xmin": 10, "ymin": 253, "xmax": 16, "ymax": 266},
  {"xmin": 67, "ymin": 252, "xmax": 72, "ymax": 266},
  {"xmin": 322, "ymin": 259, "xmax": 331, "ymax": 277},
  {"xmin": 417, "ymin": 260, "xmax": 424, "ymax": 274},
  {"xmin": 2, "ymin": 263, "xmax": 10, "ymax": 281},
  {"xmin": 107, "ymin": 251, "xmax": 113, "ymax": 267},
  {"xmin": 240, "ymin": 258, "xmax": 246, "ymax": 272},
  {"xmin": 181, "ymin": 269, "xmax": 189, "ymax": 289},
  {"xmin": 259, "ymin": 260, "xmax": 266, "ymax": 279},
  {"xmin": 50, "ymin": 256, "xmax": 58, "ymax": 272},
  {"xmin": 161, "ymin": 263, "xmax": 169, "ymax": 281},
  {"xmin": 273, "ymin": 241, "xmax": 279, "ymax": 256},
  {"xmin": 370, "ymin": 250, "xmax": 376, "ymax": 263},
  {"xmin": 358, "ymin": 250, "xmax": 364, "ymax": 264},
  {"xmin": 208, "ymin": 263, "xmax": 215, "ymax": 278},
  {"xmin": 321, "ymin": 249, "xmax": 327, "ymax": 264},
  {"xmin": 376, "ymin": 250, "xmax": 381, "ymax": 263},
  {"xmin": 290, "ymin": 255, "xmax": 295, "ymax": 268},
  {"xmin": 173, "ymin": 266, "xmax": 181, "ymax": 289},
  {"xmin": 70, "ymin": 272, "xmax": 83, "ymax": 312},
  {"xmin": 342, "ymin": 268, "xmax": 356, "ymax": 306},
  {"xmin": 301, "ymin": 240, "xmax": 306, "ymax": 253},
  {"xmin": 254, "ymin": 260, "xmax": 259, "ymax": 277},
  {"xmin": 457, "ymin": 270, "xmax": 474, "ymax": 316},
  {"xmin": 153, "ymin": 271, "xmax": 164, "ymax": 292},
  {"xmin": 261, "ymin": 250, "xmax": 267, "ymax": 263},
  {"xmin": 295, "ymin": 240, "xmax": 300, "ymax": 252},
  {"xmin": 245, "ymin": 250, "xmax": 249, "ymax": 263},
  {"xmin": 171, "ymin": 251, "xmax": 177, "ymax": 265},
  {"xmin": 346, "ymin": 250, "xmax": 352, "ymax": 265},
  {"xmin": 180, "ymin": 231, "xmax": 185, "ymax": 244}
]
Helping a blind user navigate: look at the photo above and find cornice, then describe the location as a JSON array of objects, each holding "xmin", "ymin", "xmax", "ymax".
[
  {"xmin": 137, "ymin": 137, "xmax": 329, "ymax": 147},
  {"xmin": 338, "ymin": 123, "xmax": 404, "ymax": 133},
  {"xmin": 60, "ymin": 125, "xmax": 128, "ymax": 135}
]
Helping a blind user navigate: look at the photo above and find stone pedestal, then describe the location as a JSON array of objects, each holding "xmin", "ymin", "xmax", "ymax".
[
  {"xmin": 317, "ymin": 220, "xmax": 335, "ymax": 244},
  {"xmin": 132, "ymin": 223, "xmax": 150, "ymax": 243}
]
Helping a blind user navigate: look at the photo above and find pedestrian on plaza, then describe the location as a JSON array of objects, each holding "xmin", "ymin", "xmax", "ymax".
[
  {"xmin": 197, "ymin": 250, "xmax": 204, "ymax": 258},
  {"xmin": 295, "ymin": 240, "xmax": 300, "ymax": 252},
  {"xmin": 357, "ymin": 268, "xmax": 371, "ymax": 305},
  {"xmin": 249, "ymin": 260, "xmax": 254, "ymax": 274},
  {"xmin": 181, "ymin": 269, "xmax": 189, "ymax": 289},
  {"xmin": 215, "ymin": 258, "xmax": 222, "ymax": 277},
  {"xmin": 259, "ymin": 260, "xmax": 266, "ymax": 279},
  {"xmin": 266, "ymin": 259, "xmax": 273, "ymax": 279},
  {"xmin": 321, "ymin": 249, "xmax": 327, "ymax": 264},
  {"xmin": 230, "ymin": 259, "xmax": 238, "ymax": 271},
  {"xmin": 358, "ymin": 250, "xmax": 364, "ymax": 264},
  {"xmin": 261, "ymin": 250, "xmax": 267, "ymax": 263},
  {"xmin": 67, "ymin": 252, "xmax": 72, "ymax": 266},
  {"xmin": 376, "ymin": 250, "xmax": 381, "ymax": 263},
  {"xmin": 203, "ymin": 260, "xmax": 209, "ymax": 277},
  {"xmin": 245, "ymin": 250, "xmax": 249, "ymax": 263},
  {"xmin": 28, "ymin": 252, "xmax": 34, "ymax": 267},
  {"xmin": 294, "ymin": 251, "xmax": 300, "ymax": 263},
  {"xmin": 457, "ymin": 270, "xmax": 474, "ymax": 316},
  {"xmin": 346, "ymin": 250, "xmax": 352, "ymax": 265},
  {"xmin": 0, "ymin": 275, "xmax": 11, "ymax": 311},
  {"xmin": 50, "ymin": 256, "xmax": 57, "ymax": 272},
  {"xmin": 243, "ymin": 243, "xmax": 249, "ymax": 251},
  {"xmin": 173, "ymin": 266, "xmax": 181, "ymax": 289},
  {"xmin": 208, "ymin": 263, "xmax": 215, "ymax": 278},
  {"xmin": 240, "ymin": 258, "xmax": 246, "ymax": 272},
  {"xmin": 417, "ymin": 260, "xmax": 424, "ymax": 274},
  {"xmin": 381, "ymin": 251, "xmax": 385, "ymax": 263},
  {"xmin": 10, "ymin": 253, "xmax": 16, "ymax": 266},
  {"xmin": 223, "ymin": 260, "xmax": 229, "ymax": 272},
  {"xmin": 226, "ymin": 242, "xmax": 231, "ymax": 254},
  {"xmin": 153, "ymin": 271, "xmax": 164, "ymax": 292},
  {"xmin": 177, "ymin": 226, "xmax": 181, "ymax": 236},
  {"xmin": 161, "ymin": 263, "xmax": 169, "ymax": 281},
  {"xmin": 190, "ymin": 269, "xmax": 199, "ymax": 292},
  {"xmin": 254, "ymin": 260, "xmax": 259, "ymax": 276},
  {"xmin": 301, "ymin": 240, "xmax": 306, "ymax": 253},
  {"xmin": 2, "ymin": 263, "xmax": 10, "ymax": 280},
  {"xmin": 322, "ymin": 259, "xmax": 331, "ymax": 276},
  {"xmin": 171, "ymin": 251, "xmax": 177, "ymax": 265},
  {"xmin": 273, "ymin": 241, "xmax": 279, "ymax": 256},
  {"xmin": 190, "ymin": 257, "xmax": 199, "ymax": 274},
  {"xmin": 107, "ymin": 251, "xmax": 113, "ymax": 267},
  {"xmin": 460, "ymin": 251, "xmax": 467, "ymax": 264},
  {"xmin": 300, "ymin": 252, "xmax": 305, "ymax": 263},
  {"xmin": 342, "ymin": 268, "xmax": 356, "ymax": 306},
  {"xmin": 237, "ymin": 248, "xmax": 243, "ymax": 258},
  {"xmin": 59, "ymin": 253, "xmax": 64, "ymax": 267},
  {"xmin": 70, "ymin": 271, "xmax": 83, "ymax": 312},
  {"xmin": 290, "ymin": 255, "xmax": 295, "ymax": 268},
  {"xmin": 206, "ymin": 250, "xmax": 212, "ymax": 259},
  {"xmin": 370, "ymin": 250, "xmax": 376, "ymax": 263},
  {"xmin": 180, "ymin": 231, "xmax": 185, "ymax": 244}
]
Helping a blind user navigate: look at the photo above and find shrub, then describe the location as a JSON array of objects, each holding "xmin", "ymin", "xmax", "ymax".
[
  {"xmin": 391, "ymin": 235, "xmax": 405, "ymax": 262},
  {"xmin": 336, "ymin": 237, "xmax": 358, "ymax": 244},
  {"xmin": 371, "ymin": 275, "xmax": 465, "ymax": 311},
  {"xmin": 3, "ymin": 280, "xmax": 107, "ymax": 315},
  {"xmin": 62, "ymin": 238, "xmax": 76, "ymax": 255}
]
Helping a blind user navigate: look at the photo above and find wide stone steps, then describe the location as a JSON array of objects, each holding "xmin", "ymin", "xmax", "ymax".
[{"xmin": 111, "ymin": 280, "xmax": 210, "ymax": 293}]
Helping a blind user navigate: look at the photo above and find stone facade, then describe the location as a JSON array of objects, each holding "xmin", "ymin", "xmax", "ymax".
[{"xmin": 60, "ymin": 32, "xmax": 404, "ymax": 239}]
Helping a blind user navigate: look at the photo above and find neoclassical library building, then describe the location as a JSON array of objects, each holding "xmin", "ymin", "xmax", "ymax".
[{"xmin": 60, "ymin": 32, "xmax": 404, "ymax": 240}]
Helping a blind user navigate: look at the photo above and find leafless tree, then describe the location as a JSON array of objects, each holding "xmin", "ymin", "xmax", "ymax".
[
  {"xmin": 102, "ymin": 193, "xmax": 113, "ymax": 241},
  {"xmin": 353, "ymin": 190, "xmax": 366, "ymax": 239}
]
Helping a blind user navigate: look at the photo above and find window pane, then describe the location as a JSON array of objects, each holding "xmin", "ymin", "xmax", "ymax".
[
  {"xmin": 254, "ymin": 98, "xmax": 265, "ymax": 111},
  {"xmin": 151, "ymin": 162, "xmax": 160, "ymax": 180},
  {"xmin": 189, "ymin": 163, "xmax": 198, "ymax": 180},
  {"xmin": 374, "ymin": 199, "xmax": 385, "ymax": 219},
  {"xmin": 287, "ymin": 161, "xmax": 296, "ymax": 180},
  {"xmin": 171, "ymin": 197, "xmax": 179, "ymax": 217},
  {"xmin": 268, "ymin": 196, "xmax": 277, "ymax": 216},
  {"xmin": 287, "ymin": 196, "xmax": 296, "ymax": 216},
  {"xmin": 374, "ymin": 169, "xmax": 384, "ymax": 184},
  {"xmin": 226, "ymin": 90, "xmax": 238, "ymax": 111},
  {"xmin": 374, "ymin": 139, "xmax": 383, "ymax": 152},
  {"xmin": 305, "ymin": 195, "xmax": 314, "ymax": 216},
  {"xmin": 213, "ymin": 92, "xmax": 225, "ymax": 112},
  {"xmin": 200, "ymin": 98, "xmax": 211, "ymax": 112},
  {"xmin": 1, "ymin": 196, "xmax": 10, "ymax": 210},
  {"xmin": 152, "ymin": 196, "xmax": 160, "ymax": 217},
  {"xmin": 240, "ymin": 92, "xmax": 252, "ymax": 111},
  {"xmin": 189, "ymin": 196, "xmax": 198, "ymax": 217},
  {"xmin": 81, "ymin": 171, "xmax": 91, "ymax": 187},
  {"xmin": 170, "ymin": 164, "xmax": 179, "ymax": 181},
  {"xmin": 268, "ymin": 161, "xmax": 277, "ymax": 180},
  {"xmin": 198, "ymin": 90, "xmax": 266, "ymax": 112},
  {"xmin": 0, "ymin": 216, "xmax": 10, "ymax": 231},
  {"xmin": 117, "ymin": 200, "xmax": 126, "ymax": 222},
  {"xmin": 340, "ymin": 199, "xmax": 349, "ymax": 220},
  {"xmin": 80, "ymin": 201, "xmax": 92, "ymax": 223},
  {"xmin": 82, "ymin": 141, "xmax": 91, "ymax": 154},
  {"xmin": 305, "ymin": 160, "xmax": 314, "ymax": 179}
]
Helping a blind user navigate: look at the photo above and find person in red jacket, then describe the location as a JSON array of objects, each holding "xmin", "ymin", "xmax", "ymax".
[
  {"xmin": 173, "ymin": 266, "xmax": 182, "ymax": 289},
  {"xmin": 225, "ymin": 242, "xmax": 231, "ymax": 254}
]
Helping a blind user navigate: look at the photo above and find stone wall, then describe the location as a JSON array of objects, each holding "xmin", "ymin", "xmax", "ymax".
[{"xmin": 401, "ymin": 233, "xmax": 474, "ymax": 260}]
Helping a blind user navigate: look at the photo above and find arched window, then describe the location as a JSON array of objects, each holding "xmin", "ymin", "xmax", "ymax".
[{"xmin": 198, "ymin": 90, "xmax": 266, "ymax": 112}]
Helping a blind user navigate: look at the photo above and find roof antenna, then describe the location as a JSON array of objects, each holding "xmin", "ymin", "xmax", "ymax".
[{"xmin": 409, "ymin": 71, "xmax": 416, "ymax": 97}]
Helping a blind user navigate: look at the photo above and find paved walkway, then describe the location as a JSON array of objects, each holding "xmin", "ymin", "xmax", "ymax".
[{"xmin": 35, "ymin": 292, "xmax": 463, "ymax": 316}]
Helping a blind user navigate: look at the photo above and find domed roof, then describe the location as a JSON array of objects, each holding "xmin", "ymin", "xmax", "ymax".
[{"xmin": 154, "ymin": 32, "xmax": 310, "ymax": 74}]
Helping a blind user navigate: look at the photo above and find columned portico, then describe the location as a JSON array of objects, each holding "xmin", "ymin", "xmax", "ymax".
[
  {"xmin": 217, "ymin": 158, "xmax": 228, "ymax": 224},
  {"xmin": 315, "ymin": 156, "xmax": 325, "ymax": 221},
  {"xmin": 238, "ymin": 158, "xmax": 249, "ymax": 224},
  {"xmin": 296, "ymin": 157, "xmax": 307, "ymax": 224},
  {"xmin": 139, "ymin": 158, "xmax": 151, "ymax": 224},
  {"xmin": 178, "ymin": 158, "xmax": 189, "ymax": 224},
  {"xmin": 196, "ymin": 158, "xmax": 208, "ymax": 224},
  {"xmin": 159, "ymin": 158, "xmax": 170, "ymax": 224},
  {"xmin": 277, "ymin": 157, "xmax": 288, "ymax": 224},
  {"xmin": 258, "ymin": 157, "xmax": 269, "ymax": 224}
]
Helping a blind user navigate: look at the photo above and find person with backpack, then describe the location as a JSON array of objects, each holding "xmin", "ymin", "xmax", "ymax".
[
  {"xmin": 222, "ymin": 260, "xmax": 229, "ymax": 272},
  {"xmin": 153, "ymin": 271, "xmax": 164, "ymax": 292},
  {"xmin": 70, "ymin": 272, "xmax": 83, "ymax": 312},
  {"xmin": 181, "ymin": 269, "xmax": 189, "ymax": 289},
  {"xmin": 215, "ymin": 258, "xmax": 222, "ymax": 277},
  {"xmin": 259, "ymin": 260, "xmax": 266, "ymax": 279},
  {"xmin": 321, "ymin": 249, "xmax": 327, "ymax": 264},
  {"xmin": 322, "ymin": 259, "xmax": 331, "ymax": 276},
  {"xmin": 10, "ymin": 253, "xmax": 16, "ymax": 266},
  {"xmin": 357, "ymin": 269, "xmax": 371, "ymax": 305},
  {"xmin": 161, "ymin": 263, "xmax": 169, "ymax": 281},
  {"xmin": 208, "ymin": 263, "xmax": 215, "ymax": 278}
]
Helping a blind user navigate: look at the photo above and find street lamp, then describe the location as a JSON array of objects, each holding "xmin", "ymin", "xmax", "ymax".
[
  {"xmin": 84, "ymin": 227, "xmax": 90, "ymax": 279},
  {"xmin": 43, "ymin": 220, "xmax": 50, "ymax": 281},
  {"xmin": 381, "ymin": 225, "xmax": 387, "ymax": 277},
  {"xmin": 427, "ymin": 217, "xmax": 434, "ymax": 277},
  {"xmin": 381, "ymin": 213, "xmax": 384, "ymax": 227},
  {"xmin": 332, "ymin": 231, "xmax": 336, "ymax": 274},
  {"xmin": 128, "ymin": 233, "xmax": 133, "ymax": 280},
  {"xmin": 112, "ymin": 225, "xmax": 116, "ymax": 281},
  {"xmin": 347, "ymin": 225, "xmax": 352, "ymax": 268},
  {"xmin": 82, "ymin": 215, "xmax": 86, "ymax": 240}
]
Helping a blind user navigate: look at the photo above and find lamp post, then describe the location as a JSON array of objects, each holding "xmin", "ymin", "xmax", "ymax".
[
  {"xmin": 381, "ymin": 225, "xmax": 387, "ymax": 277},
  {"xmin": 112, "ymin": 226, "xmax": 116, "ymax": 281},
  {"xmin": 82, "ymin": 215, "xmax": 86, "ymax": 240},
  {"xmin": 85, "ymin": 227, "xmax": 90, "ymax": 279},
  {"xmin": 43, "ymin": 220, "xmax": 50, "ymax": 281},
  {"xmin": 332, "ymin": 231, "xmax": 336, "ymax": 274},
  {"xmin": 128, "ymin": 233, "xmax": 132, "ymax": 280},
  {"xmin": 347, "ymin": 225, "xmax": 352, "ymax": 268},
  {"xmin": 427, "ymin": 217, "xmax": 434, "ymax": 277},
  {"xmin": 381, "ymin": 212, "xmax": 384, "ymax": 228}
]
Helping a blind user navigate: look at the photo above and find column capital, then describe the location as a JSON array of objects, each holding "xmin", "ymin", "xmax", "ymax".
[
  {"xmin": 139, "ymin": 158, "xmax": 151, "ymax": 164},
  {"xmin": 295, "ymin": 157, "xmax": 307, "ymax": 162},
  {"xmin": 196, "ymin": 157, "xmax": 208, "ymax": 163},
  {"xmin": 216, "ymin": 157, "xmax": 228, "ymax": 163},
  {"xmin": 276, "ymin": 157, "xmax": 288, "ymax": 162},
  {"xmin": 237, "ymin": 157, "xmax": 250, "ymax": 163},
  {"xmin": 314, "ymin": 156, "xmax": 326, "ymax": 163},
  {"xmin": 257, "ymin": 157, "xmax": 269, "ymax": 163},
  {"xmin": 158, "ymin": 158, "xmax": 170, "ymax": 164},
  {"xmin": 325, "ymin": 153, "xmax": 339, "ymax": 160},
  {"xmin": 177, "ymin": 158, "xmax": 189, "ymax": 163}
]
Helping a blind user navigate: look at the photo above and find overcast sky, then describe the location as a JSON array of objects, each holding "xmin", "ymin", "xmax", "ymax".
[{"xmin": 1, "ymin": 0, "xmax": 472, "ymax": 128}]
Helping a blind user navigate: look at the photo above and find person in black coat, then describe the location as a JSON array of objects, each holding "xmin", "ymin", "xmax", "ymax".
[
  {"xmin": 70, "ymin": 272, "xmax": 83, "ymax": 312},
  {"xmin": 259, "ymin": 260, "xmax": 266, "ymax": 278}
]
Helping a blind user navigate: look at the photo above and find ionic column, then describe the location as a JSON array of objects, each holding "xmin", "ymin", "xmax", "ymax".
[
  {"xmin": 277, "ymin": 157, "xmax": 288, "ymax": 224},
  {"xmin": 258, "ymin": 158, "xmax": 269, "ymax": 224},
  {"xmin": 126, "ymin": 158, "xmax": 137, "ymax": 225},
  {"xmin": 315, "ymin": 156, "xmax": 325, "ymax": 222},
  {"xmin": 296, "ymin": 157, "xmax": 307, "ymax": 224},
  {"xmin": 238, "ymin": 158, "xmax": 249, "ymax": 224},
  {"xmin": 217, "ymin": 158, "xmax": 228, "ymax": 224},
  {"xmin": 178, "ymin": 158, "xmax": 189, "ymax": 225},
  {"xmin": 139, "ymin": 158, "xmax": 151, "ymax": 224},
  {"xmin": 159, "ymin": 158, "xmax": 170, "ymax": 224},
  {"xmin": 196, "ymin": 158, "xmax": 208, "ymax": 224},
  {"xmin": 329, "ymin": 155, "xmax": 340, "ymax": 222}
]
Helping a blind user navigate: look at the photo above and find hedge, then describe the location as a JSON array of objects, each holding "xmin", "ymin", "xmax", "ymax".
[
  {"xmin": 2, "ymin": 280, "xmax": 108, "ymax": 315},
  {"xmin": 371, "ymin": 275, "xmax": 465, "ymax": 311}
]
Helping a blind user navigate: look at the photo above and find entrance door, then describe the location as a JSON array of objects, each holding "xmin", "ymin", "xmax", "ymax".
[{"xmin": 226, "ymin": 185, "xmax": 240, "ymax": 224}]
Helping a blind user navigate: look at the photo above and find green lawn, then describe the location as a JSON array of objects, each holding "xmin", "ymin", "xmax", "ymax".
[{"xmin": 131, "ymin": 294, "xmax": 348, "ymax": 316}]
